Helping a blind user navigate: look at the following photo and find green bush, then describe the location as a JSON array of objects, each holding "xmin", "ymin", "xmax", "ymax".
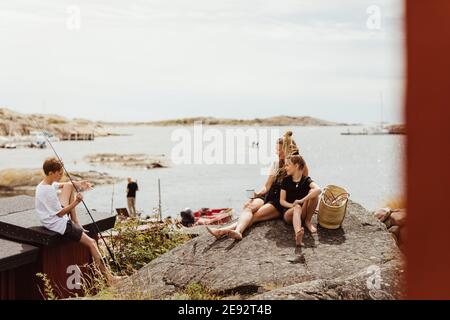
[
  {"xmin": 36, "ymin": 219, "xmax": 191, "ymax": 300},
  {"xmin": 105, "ymin": 219, "xmax": 191, "ymax": 276}
]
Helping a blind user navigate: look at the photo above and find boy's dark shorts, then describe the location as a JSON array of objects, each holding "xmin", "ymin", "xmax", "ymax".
[{"xmin": 63, "ymin": 220, "xmax": 83, "ymax": 242}]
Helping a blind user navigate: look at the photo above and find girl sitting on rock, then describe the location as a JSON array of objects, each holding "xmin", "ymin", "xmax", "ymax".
[
  {"xmin": 280, "ymin": 155, "xmax": 321, "ymax": 247},
  {"xmin": 207, "ymin": 131, "xmax": 306, "ymax": 240}
]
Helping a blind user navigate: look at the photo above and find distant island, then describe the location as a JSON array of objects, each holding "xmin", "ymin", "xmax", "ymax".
[
  {"xmin": 103, "ymin": 116, "xmax": 351, "ymax": 127},
  {"xmin": 2, "ymin": 108, "xmax": 405, "ymax": 139},
  {"xmin": 0, "ymin": 108, "xmax": 113, "ymax": 138}
]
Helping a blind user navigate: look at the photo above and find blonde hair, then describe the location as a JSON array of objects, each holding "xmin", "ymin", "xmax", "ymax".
[
  {"xmin": 274, "ymin": 131, "xmax": 301, "ymax": 182},
  {"xmin": 279, "ymin": 131, "xmax": 299, "ymax": 156}
]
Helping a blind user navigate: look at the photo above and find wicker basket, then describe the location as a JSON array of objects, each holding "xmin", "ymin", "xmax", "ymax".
[{"xmin": 318, "ymin": 185, "xmax": 350, "ymax": 230}]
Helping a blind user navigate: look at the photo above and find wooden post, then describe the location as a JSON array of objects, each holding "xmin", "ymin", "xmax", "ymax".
[{"xmin": 158, "ymin": 178, "xmax": 162, "ymax": 222}]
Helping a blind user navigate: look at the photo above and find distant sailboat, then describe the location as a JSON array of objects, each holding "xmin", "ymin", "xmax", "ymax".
[{"xmin": 341, "ymin": 92, "xmax": 390, "ymax": 136}]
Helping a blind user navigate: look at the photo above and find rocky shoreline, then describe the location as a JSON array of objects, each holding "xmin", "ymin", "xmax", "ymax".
[
  {"xmin": 114, "ymin": 201, "xmax": 405, "ymax": 300},
  {"xmin": 0, "ymin": 168, "xmax": 123, "ymax": 197},
  {"xmin": 0, "ymin": 108, "xmax": 117, "ymax": 138}
]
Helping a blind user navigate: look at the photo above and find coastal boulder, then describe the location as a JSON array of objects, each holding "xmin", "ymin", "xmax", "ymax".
[
  {"xmin": 0, "ymin": 168, "xmax": 44, "ymax": 189},
  {"xmin": 84, "ymin": 153, "xmax": 168, "ymax": 170},
  {"xmin": 116, "ymin": 201, "xmax": 405, "ymax": 300}
]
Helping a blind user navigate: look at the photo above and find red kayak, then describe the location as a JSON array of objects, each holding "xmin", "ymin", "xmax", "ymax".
[{"xmin": 193, "ymin": 208, "xmax": 234, "ymax": 225}]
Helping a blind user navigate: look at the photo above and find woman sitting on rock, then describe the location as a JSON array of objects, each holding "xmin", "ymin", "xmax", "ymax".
[
  {"xmin": 207, "ymin": 131, "xmax": 306, "ymax": 240},
  {"xmin": 280, "ymin": 155, "xmax": 321, "ymax": 247}
]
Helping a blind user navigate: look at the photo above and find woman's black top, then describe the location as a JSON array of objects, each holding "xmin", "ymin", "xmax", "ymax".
[
  {"xmin": 264, "ymin": 180, "xmax": 284, "ymax": 214},
  {"xmin": 265, "ymin": 181, "xmax": 282, "ymax": 204}
]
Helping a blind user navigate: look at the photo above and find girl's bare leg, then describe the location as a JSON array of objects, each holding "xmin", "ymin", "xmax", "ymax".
[
  {"xmin": 283, "ymin": 207, "xmax": 294, "ymax": 224},
  {"xmin": 304, "ymin": 197, "xmax": 319, "ymax": 233},
  {"xmin": 285, "ymin": 206, "xmax": 304, "ymax": 246},
  {"xmin": 293, "ymin": 205, "xmax": 305, "ymax": 246}
]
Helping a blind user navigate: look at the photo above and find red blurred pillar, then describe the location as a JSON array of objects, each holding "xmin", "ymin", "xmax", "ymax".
[{"xmin": 406, "ymin": 0, "xmax": 450, "ymax": 299}]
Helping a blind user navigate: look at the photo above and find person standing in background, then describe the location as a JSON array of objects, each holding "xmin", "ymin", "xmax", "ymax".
[{"xmin": 126, "ymin": 178, "xmax": 139, "ymax": 217}]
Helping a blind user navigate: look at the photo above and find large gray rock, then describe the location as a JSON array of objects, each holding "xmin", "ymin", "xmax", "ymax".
[
  {"xmin": 117, "ymin": 201, "xmax": 405, "ymax": 300},
  {"xmin": 252, "ymin": 260, "xmax": 403, "ymax": 300}
]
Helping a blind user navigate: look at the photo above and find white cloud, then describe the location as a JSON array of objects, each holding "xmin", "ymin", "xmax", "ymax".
[{"xmin": 0, "ymin": 0, "xmax": 404, "ymax": 123}]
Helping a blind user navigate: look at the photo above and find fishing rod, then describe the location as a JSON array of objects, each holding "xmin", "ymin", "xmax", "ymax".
[
  {"xmin": 110, "ymin": 184, "xmax": 115, "ymax": 215},
  {"xmin": 32, "ymin": 123, "xmax": 119, "ymax": 268}
]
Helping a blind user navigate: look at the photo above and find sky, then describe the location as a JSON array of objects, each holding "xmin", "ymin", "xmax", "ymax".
[{"xmin": 0, "ymin": 0, "xmax": 404, "ymax": 124}]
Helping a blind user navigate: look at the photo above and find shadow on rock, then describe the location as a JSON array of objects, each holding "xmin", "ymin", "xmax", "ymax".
[
  {"xmin": 317, "ymin": 225, "xmax": 346, "ymax": 245},
  {"xmin": 264, "ymin": 221, "xmax": 296, "ymax": 249}
]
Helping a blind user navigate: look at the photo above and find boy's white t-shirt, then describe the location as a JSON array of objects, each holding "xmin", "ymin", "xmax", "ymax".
[{"xmin": 35, "ymin": 182, "xmax": 68, "ymax": 235}]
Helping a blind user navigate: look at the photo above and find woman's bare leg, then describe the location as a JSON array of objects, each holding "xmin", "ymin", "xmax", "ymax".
[
  {"xmin": 234, "ymin": 199, "xmax": 265, "ymax": 233},
  {"xmin": 207, "ymin": 199, "xmax": 264, "ymax": 238},
  {"xmin": 206, "ymin": 223, "xmax": 236, "ymax": 239},
  {"xmin": 247, "ymin": 203, "xmax": 282, "ymax": 227},
  {"xmin": 304, "ymin": 197, "xmax": 319, "ymax": 233},
  {"xmin": 229, "ymin": 203, "xmax": 280, "ymax": 240}
]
